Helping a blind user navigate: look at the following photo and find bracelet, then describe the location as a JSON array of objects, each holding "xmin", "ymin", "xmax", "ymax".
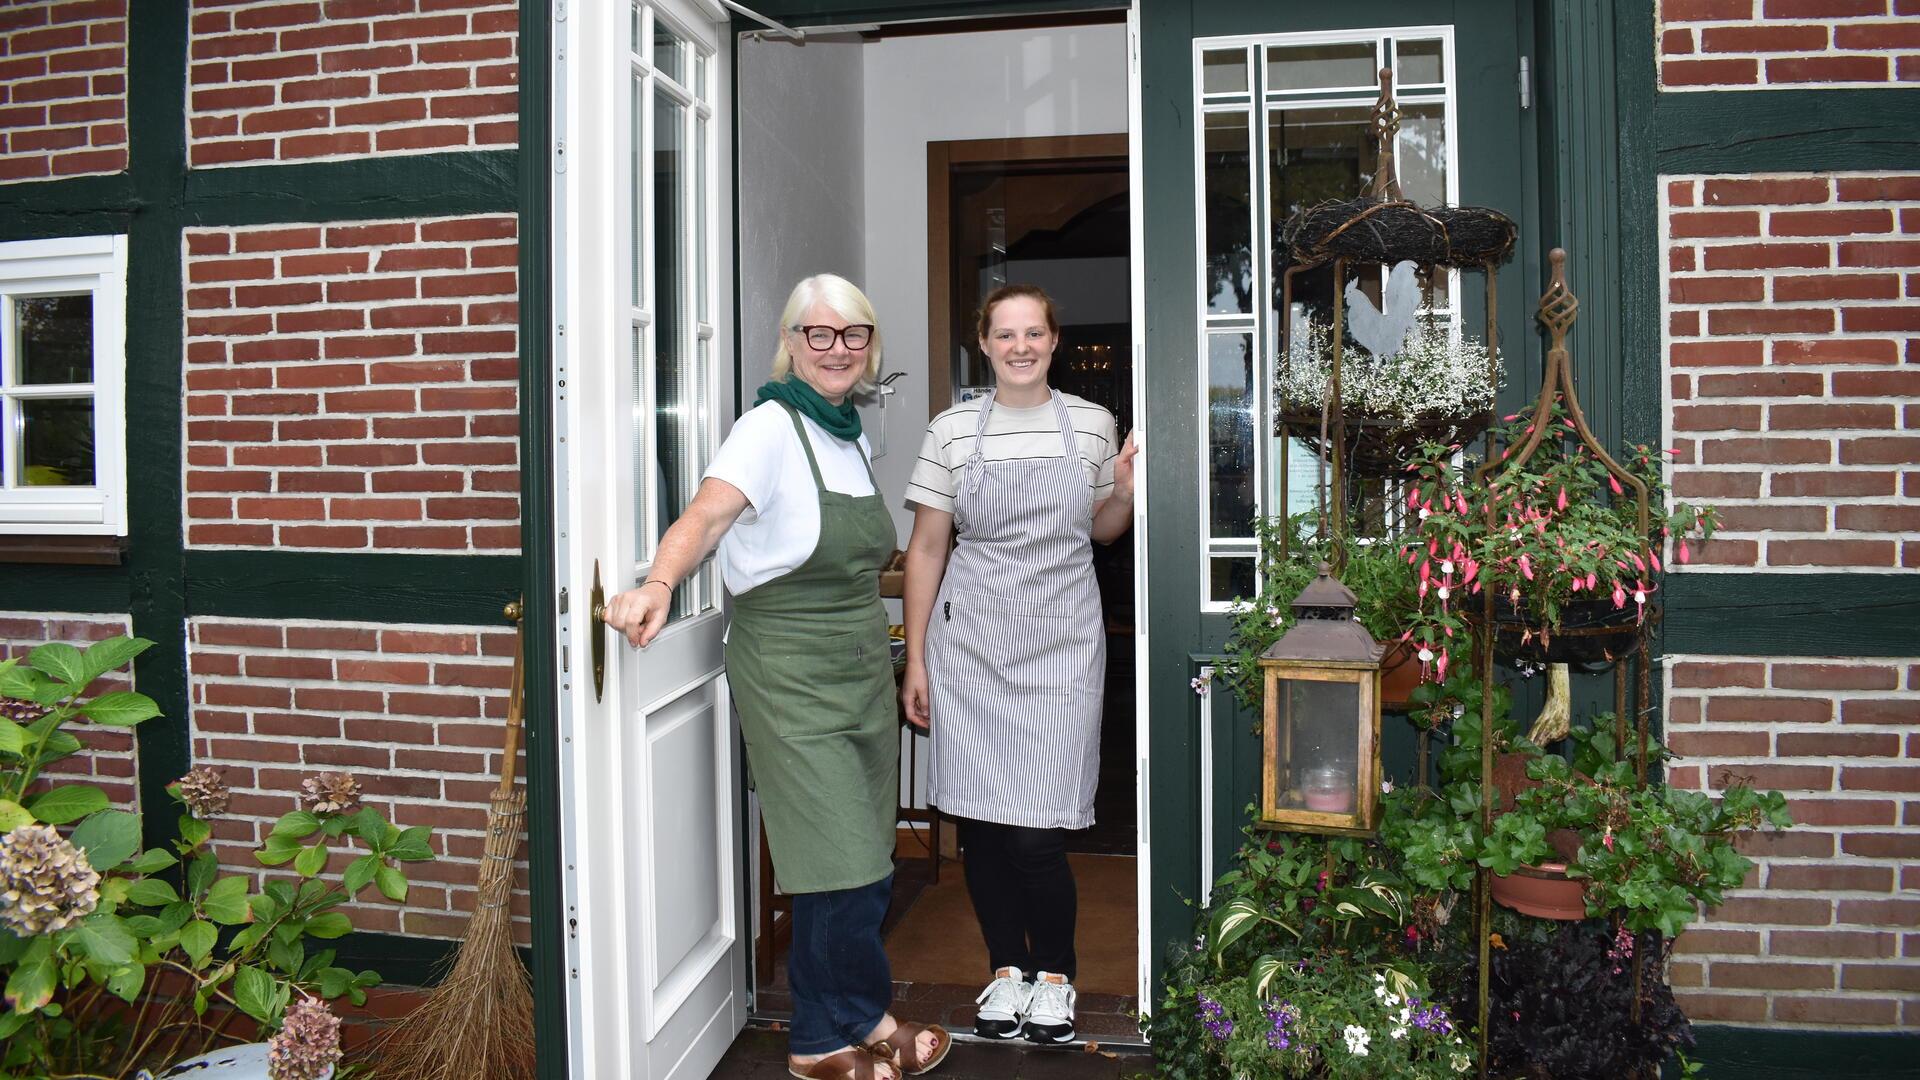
[{"xmin": 641, "ymin": 579, "xmax": 673, "ymax": 593}]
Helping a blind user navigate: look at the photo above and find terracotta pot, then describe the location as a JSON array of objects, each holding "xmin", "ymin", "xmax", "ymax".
[
  {"xmin": 1380, "ymin": 641, "xmax": 1423, "ymax": 709},
  {"xmin": 1490, "ymin": 861, "xmax": 1588, "ymax": 920}
]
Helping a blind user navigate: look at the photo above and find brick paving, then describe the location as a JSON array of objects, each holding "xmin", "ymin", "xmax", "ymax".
[{"xmin": 711, "ymin": 1026, "xmax": 1155, "ymax": 1079}]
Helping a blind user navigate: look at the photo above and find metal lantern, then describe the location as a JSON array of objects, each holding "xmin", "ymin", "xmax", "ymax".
[{"xmin": 1258, "ymin": 563, "xmax": 1386, "ymax": 834}]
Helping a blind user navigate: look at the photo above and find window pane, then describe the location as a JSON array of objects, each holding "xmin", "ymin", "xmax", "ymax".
[
  {"xmin": 16, "ymin": 296, "xmax": 92, "ymax": 385},
  {"xmin": 20, "ymin": 397, "xmax": 94, "ymax": 486},
  {"xmin": 1273, "ymin": 677, "xmax": 1362, "ymax": 813},
  {"xmin": 654, "ymin": 19, "xmax": 686, "ymax": 83},
  {"xmin": 1208, "ymin": 332, "xmax": 1255, "ymax": 538},
  {"xmin": 1203, "ymin": 111, "xmax": 1252, "ymax": 316},
  {"xmin": 654, "ymin": 90, "xmax": 694, "ymax": 622},
  {"xmin": 1210, "ymin": 556, "xmax": 1255, "ymax": 604},
  {"xmin": 632, "ymin": 74, "xmax": 644, "ymax": 309},
  {"xmin": 1394, "ymin": 38, "xmax": 1444, "ymax": 85},
  {"xmin": 1266, "ymin": 41, "xmax": 1378, "ymax": 93},
  {"xmin": 696, "ymin": 113, "xmax": 709, "ymax": 322},
  {"xmin": 1268, "ymin": 105, "xmax": 1374, "ymax": 224},
  {"xmin": 632, "ymin": 323, "xmax": 647, "ymax": 551},
  {"xmin": 1398, "ymin": 101, "xmax": 1448, "ymax": 207},
  {"xmin": 1271, "ymin": 434, "xmax": 1326, "ymax": 521},
  {"xmin": 1202, "ymin": 48, "xmax": 1248, "ymax": 94}
]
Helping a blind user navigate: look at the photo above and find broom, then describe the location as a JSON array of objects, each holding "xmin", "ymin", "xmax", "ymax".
[{"xmin": 377, "ymin": 602, "xmax": 536, "ymax": 1079}]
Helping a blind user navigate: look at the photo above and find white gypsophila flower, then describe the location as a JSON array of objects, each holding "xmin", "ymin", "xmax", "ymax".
[
  {"xmin": 1343, "ymin": 1025, "xmax": 1371, "ymax": 1057},
  {"xmin": 1391, "ymin": 1026, "xmax": 1408, "ymax": 1041},
  {"xmin": 1277, "ymin": 315, "xmax": 1498, "ymax": 427}
]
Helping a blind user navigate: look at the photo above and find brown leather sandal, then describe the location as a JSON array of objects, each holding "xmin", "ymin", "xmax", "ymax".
[
  {"xmin": 864, "ymin": 1020, "xmax": 953, "ymax": 1076},
  {"xmin": 787, "ymin": 1048, "xmax": 898, "ymax": 1080}
]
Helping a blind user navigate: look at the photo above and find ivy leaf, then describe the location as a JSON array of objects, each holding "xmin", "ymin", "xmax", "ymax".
[
  {"xmin": 70, "ymin": 810, "xmax": 141, "ymax": 873},
  {"xmin": 374, "ymin": 864, "xmax": 408, "ymax": 903},
  {"xmin": 76, "ymin": 691, "xmax": 162, "ymax": 728},
  {"xmin": 233, "ymin": 965, "xmax": 279, "ymax": 1024},
  {"xmin": 26, "ymin": 784, "xmax": 109, "ymax": 825},
  {"xmin": 202, "ymin": 876, "xmax": 251, "ymax": 925}
]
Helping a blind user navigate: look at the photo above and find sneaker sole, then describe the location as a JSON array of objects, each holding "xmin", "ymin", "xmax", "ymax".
[
  {"xmin": 1022, "ymin": 1023, "xmax": 1075, "ymax": 1045},
  {"xmin": 973, "ymin": 1020, "xmax": 1024, "ymax": 1041}
]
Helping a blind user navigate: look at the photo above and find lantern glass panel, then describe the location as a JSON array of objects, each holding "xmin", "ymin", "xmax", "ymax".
[{"xmin": 1274, "ymin": 677, "xmax": 1361, "ymax": 815}]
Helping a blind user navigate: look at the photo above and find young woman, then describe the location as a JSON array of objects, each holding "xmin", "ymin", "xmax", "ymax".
[
  {"xmin": 899, "ymin": 284, "xmax": 1137, "ymax": 1045},
  {"xmin": 606, "ymin": 274, "xmax": 948, "ymax": 1080}
]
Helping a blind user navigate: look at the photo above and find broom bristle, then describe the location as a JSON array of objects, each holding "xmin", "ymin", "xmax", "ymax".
[{"xmin": 374, "ymin": 793, "xmax": 535, "ymax": 1080}]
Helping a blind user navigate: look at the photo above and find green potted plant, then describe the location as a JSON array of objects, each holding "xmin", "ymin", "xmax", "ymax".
[
  {"xmin": 1221, "ymin": 513, "xmax": 1425, "ymax": 710},
  {"xmin": 1397, "ymin": 398, "xmax": 1716, "ymax": 673}
]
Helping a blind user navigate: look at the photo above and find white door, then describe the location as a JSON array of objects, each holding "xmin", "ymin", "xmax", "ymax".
[{"xmin": 553, "ymin": 1, "xmax": 743, "ymax": 1077}]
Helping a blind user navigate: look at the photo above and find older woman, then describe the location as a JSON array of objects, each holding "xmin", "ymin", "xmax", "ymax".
[
  {"xmin": 605, "ymin": 274, "xmax": 949, "ymax": 1080},
  {"xmin": 899, "ymin": 283, "xmax": 1136, "ymax": 1046}
]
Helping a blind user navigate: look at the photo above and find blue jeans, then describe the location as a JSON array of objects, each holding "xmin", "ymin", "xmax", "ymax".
[{"xmin": 787, "ymin": 873, "xmax": 895, "ymax": 1056}]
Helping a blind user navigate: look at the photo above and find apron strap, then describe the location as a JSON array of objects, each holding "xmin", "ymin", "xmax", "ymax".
[
  {"xmin": 1048, "ymin": 389, "xmax": 1076, "ymax": 457},
  {"xmin": 962, "ymin": 389, "xmax": 994, "ymax": 494},
  {"xmin": 774, "ymin": 401, "xmax": 830, "ymax": 493}
]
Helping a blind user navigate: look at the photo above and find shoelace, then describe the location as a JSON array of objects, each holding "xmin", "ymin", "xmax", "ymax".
[
  {"xmin": 976, "ymin": 975, "xmax": 1028, "ymax": 1015},
  {"xmin": 1028, "ymin": 979, "xmax": 1073, "ymax": 1020}
]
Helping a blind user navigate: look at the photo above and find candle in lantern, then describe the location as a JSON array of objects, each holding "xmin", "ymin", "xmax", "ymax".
[{"xmin": 1302, "ymin": 765, "xmax": 1353, "ymax": 813}]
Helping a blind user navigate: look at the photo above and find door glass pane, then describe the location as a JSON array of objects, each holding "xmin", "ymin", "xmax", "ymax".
[
  {"xmin": 1210, "ymin": 556, "xmax": 1255, "ymax": 605},
  {"xmin": 1202, "ymin": 48, "xmax": 1248, "ymax": 94},
  {"xmin": 1394, "ymin": 39, "xmax": 1445, "ymax": 85},
  {"xmin": 632, "ymin": 323, "xmax": 647, "ymax": 548},
  {"xmin": 632, "ymin": 75, "xmax": 644, "ymax": 309},
  {"xmin": 16, "ymin": 295, "xmax": 92, "ymax": 385},
  {"xmin": 1208, "ymin": 332, "xmax": 1254, "ymax": 538},
  {"xmin": 1266, "ymin": 41, "xmax": 1378, "ymax": 93},
  {"xmin": 654, "ymin": 20, "xmax": 686, "ymax": 84},
  {"xmin": 1398, "ymin": 101, "xmax": 1448, "ymax": 207},
  {"xmin": 654, "ymin": 90, "xmax": 694, "ymax": 621},
  {"xmin": 1203, "ymin": 111, "xmax": 1252, "ymax": 316},
  {"xmin": 696, "ymin": 113, "xmax": 709, "ymax": 322},
  {"xmin": 20, "ymin": 397, "xmax": 94, "ymax": 486}
]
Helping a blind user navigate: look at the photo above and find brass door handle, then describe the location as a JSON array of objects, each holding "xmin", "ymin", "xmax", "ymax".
[{"xmin": 589, "ymin": 560, "xmax": 607, "ymax": 702}]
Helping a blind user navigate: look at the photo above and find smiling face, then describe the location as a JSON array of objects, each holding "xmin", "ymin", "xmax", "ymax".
[
  {"xmin": 979, "ymin": 295, "xmax": 1057, "ymax": 397},
  {"xmin": 783, "ymin": 301, "xmax": 871, "ymax": 404}
]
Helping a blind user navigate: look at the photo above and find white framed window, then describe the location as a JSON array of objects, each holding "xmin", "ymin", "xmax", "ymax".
[
  {"xmin": 0, "ymin": 234, "xmax": 128, "ymax": 536},
  {"xmin": 628, "ymin": 0, "xmax": 721, "ymax": 625},
  {"xmin": 1192, "ymin": 28, "xmax": 1458, "ymax": 609}
]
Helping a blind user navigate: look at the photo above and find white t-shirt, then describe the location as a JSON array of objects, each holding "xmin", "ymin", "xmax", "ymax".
[
  {"xmin": 704, "ymin": 401, "xmax": 877, "ymax": 595},
  {"xmin": 905, "ymin": 392, "xmax": 1119, "ymax": 514}
]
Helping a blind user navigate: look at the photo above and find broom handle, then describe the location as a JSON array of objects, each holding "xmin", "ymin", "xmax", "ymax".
[{"xmin": 498, "ymin": 600, "xmax": 526, "ymax": 795}]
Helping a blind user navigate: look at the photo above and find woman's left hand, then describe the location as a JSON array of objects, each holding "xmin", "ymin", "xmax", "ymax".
[{"xmin": 1111, "ymin": 430, "xmax": 1139, "ymax": 504}]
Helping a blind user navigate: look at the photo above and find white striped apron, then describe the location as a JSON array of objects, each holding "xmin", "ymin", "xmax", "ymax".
[{"xmin": 926, "ymin": 389, "xmax": 1105, "ymax": 830}]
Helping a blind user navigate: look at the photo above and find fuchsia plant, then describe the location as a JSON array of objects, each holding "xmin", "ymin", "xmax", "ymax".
[{"xmin": 1395, "ymin": 398, "xmax": 1717, "ymax": 681}]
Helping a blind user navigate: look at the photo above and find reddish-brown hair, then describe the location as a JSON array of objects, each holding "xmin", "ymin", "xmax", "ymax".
[{"xmin": 976, "ymin": 283, "xmax": 1060, "ymax": 341}]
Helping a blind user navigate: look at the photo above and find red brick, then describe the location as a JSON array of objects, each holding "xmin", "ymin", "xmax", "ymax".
[
  {"xmin": 370, "ymin": 360, "xmax": 465, "ymax": 384},
  {"xmin": 280, "ymin": 525, "xmax": 369, "ymax": 548},
  {"xmin": 1771, "ymin": 209, "xmax": 1896, "ymax": 237},
  {"xmin": 1837, "ymin": 505, "xmax": 1920, "ymax": 532},
  {"xmin": 1839, "ymin": 437, "xmax": 1920, "ymax": 465},
  {"xmin": 324, "ymin": 388, "xmax": 416, "ymax": 413},
  {"xmin": 370, "ymin": 304, "xmax": 462, "ymax": 329},
  {"xmin": 378, "ymin": 68, "xmax": 472, "ymax": 95},
  {"xmin": 1701, "ymin": 242, "xmax": 1832, "ymax": 271},
  {"xmin": 1839, "ymin": 698, "xmax": 1919, "ymax": 724},
  {"xmin": 277, "ymin": 309, "xmax": 366, "ymax": 334},
  {"xmin": 375, "ymin": 125, "xmax": 467, "ymax": 151},
  {"xmin": 1842, "ymin": 832, "xmax": 1920, "ymax": 858},
  {"xmin": 372, "ymin": 418, "xmax": 465, "ymax": 441},
  {"xmin": 327, "ymin": 444, "xmax": 417, "ymax": 467},
  {"xmin": 1839, "ymin": 899, "xmax": 1920, "ymax": 927},
  {"xmin": 234, "ymin": 283, "xmax": 324, "ymax": 308},
  {"xmin": 1671, "ymin": 992, "xmax": 1767, "ymax": 1023},
  {"xmin": 282, "ymin": 76, "xmax": 372, "ymax": 103},
  {"xmin": 1669, "ymin": 730, "xmax": 1772, "ymax": 757},
  {"xmin": 1710, "ymin": 762, "xmax": 1832, "ymax": 790},
  {"xmin": 1770, "ymin": 403, "xmax": 1896, "ymax": 429},
  {"xmin": 1765, "ymin": 0, "xmax": 1888, "ymax": 14},
  {"xmin": 421, "ymin": 217, "xmax": 515, "ymax": 242},
  {"xmin": 276, "ymin": 471, "xmax": 366, "ymax": 494},
  {"xmin": 1713, "ymin": 896, "xmax": 1834, "ymax": 926},
  {"xmin": 371, "ymin": 469, "xmax": 464, "ymax": 492},
  {"xmin": 1700, "ymin": 24, "xmax": 1829, "ymax": 53},
  {"xmin": 1833, "ymin": 370, "xmax": 1920, "ymax": 396},
  {"xmin": 337, "ymin": 659, "xmax": 432, "ymax": 684},
  {"xmin": 294, "ymin": 687, "xmax": 384, "ymax": 712},
  {"xmin": 1703, "ymin": 178, "xmax": 1832, "ymax": 206},
  {"xmin": 1669, "ymin": 275, "xmax": 1764, "ymax": 304},
  {"xmin": 1841, "ymin": 766, "xmax": 1920, "ymax": 792},
  {"xmin": 1673, "ymin": 471, "xmax": 1763, "ymax": 498},
  {"xmin": 1699, "ymin": 438, "xmax": 1830, "ymax": 465},
  {"xmin": 277, "ymin": 418, "xmax": 367, "ymax": 441},
  {"xmin": 380, "ymin": 630, "xmax": 477, "ymax": 656},
  {"xmin": 422, "ymin": 331, "xmax": 516, "ymax": 354},
  {"xmin": 1768, "ymin": 55, "xmax": 1890, "ymax": 81},
  {"xmin": 281, "ymin": 132, "xmax": 372, "ymax": 159},
  {"xmin": 1707, "ymin": 307, "xmax": 1833, "ymax": 335},
  {"xmin": 374, "ymin": 526, "xmax": 469, "ymax": 548},
  {"xmin": 231, "ymin": 338, "xmax": 321, "ymax": 364},
  {"xmin": 1671, "ymin": 338, "xmax": 1766, "ymax": 367},
  {"xmin": 426, "ymin": 497, "xmax": 517, "ymax": 520},
  {"xmin": 1836, "ymin": 176, "xmax": 1920, "ymax": 201},
  {"xmin": 1778, "ymin": 731, "xmax": 1902, "ymax": 756},
  {"xmin": 1835, "ymin": 21, "xmax": 1920, "ymax": 49},
  {"xmin": 1787, "ymin": 798, "xmax": 1895, "ymax": 827},
  {"xmin": 284, "ymin": 627, "xmax": 379, "ymax": 651},
  {"xmin": 1770, "ymin": 539, "xmax": 1898, "ymax": 566},
  {"xmin": 429, "ymin": 92, "xmax": 516, "ymax": 119},
  {"xmin": 328, "ymin": 278, "xmax": 418, "ymax": 303},
  {"xmin": 1768, "ymin": 867, "xmax": 1896, "ymax": 895},
  {"xmin": 190, "ymin": 523, "xmax": 276, "ymax": 545},
  {"xmin": 1674, "ymin": 661, "xmax": 1767, "ymax": 689},
  {"xmin": 324, "ymin": 335, "xmax": 417, "ymax": 360},
  {"xmin": 335, "ymin": 98, "xmax": 428, "ymax": 126},
  {"xmin": 1772, "ymin": 273, "xmax": 1902, "ymax": 302}
]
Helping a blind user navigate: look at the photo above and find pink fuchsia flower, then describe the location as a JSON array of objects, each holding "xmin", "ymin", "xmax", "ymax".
[
  {"xmin": 1608, "ymin": 474, "xmax": 1623, "ymax": 495},
  {"xmin": 1678, "ymin": 540, "xmax": 1691, "ymax": 564}
]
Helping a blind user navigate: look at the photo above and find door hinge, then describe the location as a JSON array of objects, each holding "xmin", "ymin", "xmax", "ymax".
[
  {"xmin": 1518, "ymin": 56, "xmax": 1531, "ymax": 110},
  {"xmin": 558, "ymin": 587, "xmax": 569, "ymax": 614}
]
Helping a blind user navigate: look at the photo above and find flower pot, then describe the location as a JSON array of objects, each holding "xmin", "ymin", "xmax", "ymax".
[
  {"xmin": 1380, "ymin": 641, "xmax": 1423, "ymax": 710},
  {"xmin": 1490, "ymin": 861, "xmax": 1588, "ymax": 920},
  {"xmin": 1485, "ymin": 596, "xmax": 1649, "ymax": 670}
]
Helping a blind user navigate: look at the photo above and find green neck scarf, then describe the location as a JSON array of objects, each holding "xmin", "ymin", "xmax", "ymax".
[{"xmin": 755, "ymin": 376, "xmax": 862, "ymax": 442}]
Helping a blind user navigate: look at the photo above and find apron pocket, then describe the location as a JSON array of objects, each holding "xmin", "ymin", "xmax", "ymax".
[
  {"xmin": 935, "ymin": 589, "xmax": 1078, "ymax": 692},
  {"xmin": 732, "ymin": 626, "xmax": 890, "ymax": 739}
]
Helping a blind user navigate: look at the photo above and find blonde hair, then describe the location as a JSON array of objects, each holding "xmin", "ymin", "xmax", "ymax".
[{"xmin": 771, "ymin": 273, "xmax": 884, "ymax": 391}]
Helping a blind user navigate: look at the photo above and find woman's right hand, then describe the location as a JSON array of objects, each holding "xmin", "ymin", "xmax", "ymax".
[
  {"xmin": 900, "ymin": 659, "xmax": 930, "ymax": 730},
  {"xmin": 603, "ymin": 584, "xmax": 671, "ymax": 648}
]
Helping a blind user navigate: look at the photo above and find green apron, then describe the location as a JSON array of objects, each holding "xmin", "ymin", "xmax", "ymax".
[{"xmin": 726, "ymin": 403, "xmax": 899, "ymax": 894}]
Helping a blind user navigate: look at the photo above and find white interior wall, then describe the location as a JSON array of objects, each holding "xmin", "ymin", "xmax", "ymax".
[{"xmin": 860, "ymin": 23, "xmax": 1130, "ymax": 541}]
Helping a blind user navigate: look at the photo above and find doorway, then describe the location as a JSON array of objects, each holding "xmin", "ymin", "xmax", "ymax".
[{"xmin": 735, "ymin": 13, "xmax": 1145, "ymax": 1044}]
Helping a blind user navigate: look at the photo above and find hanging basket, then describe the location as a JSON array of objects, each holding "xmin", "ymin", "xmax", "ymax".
[
  {"xmin": 1276, "ymin": 409, "xmax": 1491, "ymax": 477},
  {"xmin": 1284, "ymin": 197, "xmax": 1517, "ymax": 268},
  {"xmin": 1482, "ymin": 596, "xmax": 1652, "ymax": 670}
]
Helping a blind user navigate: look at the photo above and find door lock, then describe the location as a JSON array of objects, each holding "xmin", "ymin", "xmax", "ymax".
[{"xmin": 588, "ymin": 560, "xmax": 607, "ymax": 702}]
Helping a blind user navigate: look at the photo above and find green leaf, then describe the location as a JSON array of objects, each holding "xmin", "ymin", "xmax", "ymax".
[
  {"xmin": 105, "ymin": 961, "xmax": 145, "ymax": 1003},
  {"xmin": 178, "ymin": 815, "xmax": 212, "ymax": 851},
  {"xmin": 0, "ymin": 719, "xmax": 26, "ymax": 755},
  {"xmin": 25, "ymin": 642, "xmax": 86, "ymax": 693},
  {"xmin": 305, "ymin": 912, "xmax": 352, "ymax": 940},
  {"xmin": 40, "ymin": 728, "xmax": 82, "ymax": 758},
  {"xmin": 202, "ymin": 876, "xmax": 251, "ymax": 925},
  {"xmin": 374, "ymin": 864, "xmax": 408, "ymax": 903},
  {"xmin": 256, "ymin": 833, "xmax": 301, "ymax": 867},
  {"xmin": 124, "ymin": 878, "xmax": 180, "ymax": 908},
  {"xmin": 70, "ymin": 809, "xmax": 141, "ymax": 872},
  {"xmin": 123, "ymin": 915, "xmax": 165, "ymax": 937},
  {"xmin": 5, "ymin": 955, "xmax": 55, "ymax": 1014},
  {"xmin": 70, "ymin": 916, "xmax": 136, "ymax": 967},
  {"xmin": 186, "ymin": 852, "xmax": 217, "ymax": 898},
  {"xmin": 0, "ymin": 929, "xmax": 24, "ymax": 966},
  {"xmin": 351, "ymin": 807, "xmax": 386, "ymax": 848},
  {"xmin": 1205, "ymin": 897, "xmax": 1264, "ymax": 960},
  {"xmin": 342, "ymin": 854, "xmax": 379, "ymax": 897},
  {"xmin": 388, "ymin": 826, "xmax": 434, "ymax": 862},
  {"xmin": 1249, "ymin": 955, "xmax": 1286, "ymax": 998},
  {"xmin": 157, "ymin": 902, "xmax": 193, "ymax": 934},
  {"xmin": 271, "ymin": 811, "xmax": 321, "ymax": 841},
  {"xmin": 76, "ymin": 691, "xmax": 161, "ymax": 728},
  {"xmin": 25, "ymin": 784, "xmax": 109, "ymax": 825},
  {"xmin": 0, "ymin": 799, "xmax": 33, "ymax": 832},
  {"xmin": 130, "ymin": 847, "xmax": 179, "ymax": 875},
  {"xmin": 79, "ymin": 636, "xmax": 151, "ymax": 686},
  {"xmin": 317, "ymin": 967, "xmax": 353, "ymax": 998},
  {"xmin": 233, "ymin": 965, "xmax": 279, "ymax": 1024},
  {"xmin": 294, "ymin": 842, "xmax": 328, "ymax": 879},
  {"xmin": 269, "ymin": 934, "xmax": 304, "ymax": 976}
]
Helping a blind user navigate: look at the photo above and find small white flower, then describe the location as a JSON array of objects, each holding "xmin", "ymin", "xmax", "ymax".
[
  {"xmin": 1190, "ymin": 676, "xmax": 1210, "ymax": 696},
  {"xmin": 1381, "ymin": 779, "xmax": 1394, "ymax": 795},
  {"xmin": 1396, "ymin": 1006, "xmax": 1411, "ymax": 1024},
  {"xmin": 1343, "ymin": 1025, "xmax": 1371, "ymax": 1057},
  {"xmin": 1417, "ymin": 647, "xmax": 1434, "ymax": 663},
  {"xmin": 1418, "ymin": 507, "xmax": 1432, "ymax": 521},
  {"xmin": 1452, "ymin": 1051, "xmax": 1471, "ymax": 1073},
  {"xmin": 1440, "ymin": 560, "xmax": 1454, "ymax": 575},
  {"xmin": 1436, "ymin": 585, "xmax": 1450, "ymax": 600},
  {"xmin": 1391, "ymin": 1025, "xmax": 1408, "ymax": 1041}
]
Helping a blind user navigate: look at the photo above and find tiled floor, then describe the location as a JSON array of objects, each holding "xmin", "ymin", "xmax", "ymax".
[{"xmin": 710, "ymin": 1026, "xmax": 1155, "ymax": 1079}]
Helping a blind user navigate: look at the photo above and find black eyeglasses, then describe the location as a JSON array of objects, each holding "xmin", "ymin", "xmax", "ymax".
[{"xmin": 792, "ymin": 324, "xmax": 874, "ymax": 351}]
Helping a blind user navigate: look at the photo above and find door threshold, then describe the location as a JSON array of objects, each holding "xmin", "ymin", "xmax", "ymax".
[{"xmin": 744, "ymin": 1014, "xmax": 1148, "ymax": 1054}]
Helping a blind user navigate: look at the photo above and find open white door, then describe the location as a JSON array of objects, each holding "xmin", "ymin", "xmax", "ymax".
[{"xmin": 553, "ymin": 1, "xmax": 744, "ymax": 1077}]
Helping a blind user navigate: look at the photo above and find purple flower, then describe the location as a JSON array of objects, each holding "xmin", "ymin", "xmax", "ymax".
[
  {"xmin": 1196, "ymin": 994, "xmax": 1233, "ymax": 1041},
  {"xmin": 1263, "ymin": 1001, "xmax": 1297, "ymax": 1051}
]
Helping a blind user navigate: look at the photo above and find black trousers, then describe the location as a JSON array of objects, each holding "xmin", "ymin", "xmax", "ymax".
[{"xmin": 955, "ymin": 816, "xmax": 1077, "ymax": 981}]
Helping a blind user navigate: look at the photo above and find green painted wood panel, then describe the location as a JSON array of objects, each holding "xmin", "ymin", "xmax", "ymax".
[
  {"xmin": 1654, "ymin": 89, "xmax": 1920, "ymax": 176},
  {"xmin": 184, "ymin": 150, "xmax": 519, "ymax": 227},
  {"xmin": 0, "ymin": 564, "xmax": 131, "ymax": 614},
  {"xmin": 1663, "ymin": 574, "xmax": 1920, "ymax": 659},
  {"xmin": 183, "ymin": 552, "xmax": 521, "ymax": 625}
]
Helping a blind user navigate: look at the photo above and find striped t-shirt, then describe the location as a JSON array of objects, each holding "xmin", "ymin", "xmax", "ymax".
[{"xmin": 905, "ymin": 392, "xmax": 1119, "ymax": 514}]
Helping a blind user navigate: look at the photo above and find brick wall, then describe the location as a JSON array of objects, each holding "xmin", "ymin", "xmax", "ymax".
[
  {"xmin": 187, "ymin": 616, "xmax": 527, "ymax": 942},
  {"xmin": 1665, "ymin": 655, "xmax": 1920, "ymax": 1028},
  {"xmin": 1658, "ymin": 0, "xmax": 1920, "ymax": 89},
  {"xmin": 0, "ymin": 611, "xmax": 138, "ymax": 810},
  {"xmin": 187, "ymin": 0, "xmax": 517, "ymax": 167},
  {"xmin": 0, "ymin": 0, "xmax": 127, "ymax": 183},
  {"xmin": 1661, "ymin": 171, "xmax": 1920, "ymax": 571},
  {"xmin": 183, "ymin": 214, "xmax": 521, "ymax": 553}
]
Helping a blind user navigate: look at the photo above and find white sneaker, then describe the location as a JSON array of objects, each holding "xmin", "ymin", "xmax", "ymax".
[
  {"xmin": 973, "ymin": 966, "xmax": 1031, "ymax": 1040},
  {"xmin": 1022, "ymin": 971, "xmax": 1076, "ymax": 1044}
]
